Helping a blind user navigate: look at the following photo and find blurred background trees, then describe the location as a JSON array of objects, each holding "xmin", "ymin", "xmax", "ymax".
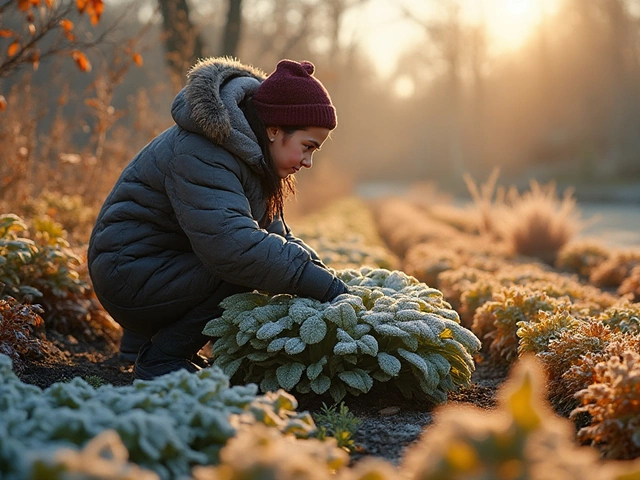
[{"xmin": 1, "ymin": 0, "xmax": 640, "ymax": 210}]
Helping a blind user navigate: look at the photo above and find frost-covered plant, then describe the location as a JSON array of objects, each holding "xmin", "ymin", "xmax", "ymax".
[
  {"xmin": 556, "ymin": 241, "xmax": 611, "ymax": 278},
  {"xmin": 472, "ymin": 286, "xmax": 561, "ymax": 365},
  {"xmin": 618, "ymin": 265, "xmax": 640, "ymax": 302},
  {"xmin": 404, "ymin": 244, "xmax": 461, "ymax": 288},
  {"xmin": 0, "ymin": 353, "xmax": 316, "ymax": 480},
  {"xmin": 28, "ymin": 430, "xmax": 159, "ymax": 480},
  {"xmin": 589, "ymin": 250, "xmax": 640, "ymax": 289},
  {"xmin": 596, "ymin": 300, "xmax": 640, "ymax": 335},
  {"xmin": 401, "ymin": 355, "xmax": 624, "ymax": 480},
  {"xmin": 0, "ymin": 296, "xmax": 44, "ymax": 362},
  {"xmin": 572, "ymin": 351, "xmax": 640, "ymax": 459},
  {"xmin": 192, "ymin": 423, "xmax": 349, "ymax": 480},
  {"xmin": 520, "ymin": 318, "xmax": 640, "ymax": 416},
  {"xmin": 371, "ymin": 198, "xmax": 460, "ymax": 257},
  {"xmin": 497, "ymin": 181, "xmax": 583, "ymax": 265},
  {"xmin": 517, "ymin": 304, "xmax": 581, "ymax": 357},
  {"xmin": 204, "ymin": 268, "xmax": 481, "ymax": 404}
]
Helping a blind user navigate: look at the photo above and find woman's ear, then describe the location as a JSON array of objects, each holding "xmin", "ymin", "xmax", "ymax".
[{"xmin": 266, "ymin": 127, "xmax": 279, "ymax": 141}]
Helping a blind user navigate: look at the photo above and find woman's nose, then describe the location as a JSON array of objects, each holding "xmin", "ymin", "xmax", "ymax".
[{"xmin": 301, "ymin": 156, "xmax": 313, "ymax": 168}]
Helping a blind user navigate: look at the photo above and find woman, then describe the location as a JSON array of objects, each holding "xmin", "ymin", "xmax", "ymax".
[{"xmin": 88, "ymin": 57, "xmax": 348, "ymax": 380}]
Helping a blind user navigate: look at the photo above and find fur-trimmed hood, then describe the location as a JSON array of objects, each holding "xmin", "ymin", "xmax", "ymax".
[{"xmin": 171, "ymin": 57, "xmax": 267, "ymax": 168}]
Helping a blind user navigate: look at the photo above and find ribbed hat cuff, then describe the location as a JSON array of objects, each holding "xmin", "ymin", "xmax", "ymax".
[{"xmin": 253, "ymin": 101, "xmax": 337, "ymax": 129}]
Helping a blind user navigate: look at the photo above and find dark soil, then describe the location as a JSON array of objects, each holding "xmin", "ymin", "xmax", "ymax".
[{"xmin": 12, "ymin": 324, "xmax": 508, "ymax": 465}]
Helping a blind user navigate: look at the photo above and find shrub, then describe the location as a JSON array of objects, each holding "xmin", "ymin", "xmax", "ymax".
[
  {"xmin": 618, "ymin": 265, "xmax": 640, "ymax": 302},
  {"xmin": 572, "ymin": 351, "xmax": 640, "ymax": 460},
  {"xmin": 520, "ymin": 317, "xmax": 640, "ymax": 416},
  {"xmin": 596, "ymin": 301, "xmax": 640, "ymax": 335},
  {"xmin": 0, "ymin": 296, "xmax": 44, "ymax": 362},
  {"xmin": 556, "ymin": 241, "xmax": 611, "ymax": 278},
  {"xmin": 371, "ymin": 198, "xmax": 460, "ymax": 258},
  {"xmin": 400, "ymin": 355, "xmax": 639, "ymax": 480},
  {"xmin": 497, "ymin": 181, "xmax": 583, "ymax": 265},
  {"xmin": 0, "ymin": 213, "xmax": 112, "ymax": 339},
  {"xmin": 589, "ymin": 250, "xmax": 640, "ymax": 289},
  {"xmin": 472, "ymin": 286, "xmax": 562, "ymax": 365},
  {"xmin": 203, "ymin": 268, "xmax": 481, "ymax": 404}
]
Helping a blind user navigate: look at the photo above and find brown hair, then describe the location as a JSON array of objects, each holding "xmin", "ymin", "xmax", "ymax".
[{"xmin": 241, "ymin": 97, "xmax": 299, "ymax": 223}]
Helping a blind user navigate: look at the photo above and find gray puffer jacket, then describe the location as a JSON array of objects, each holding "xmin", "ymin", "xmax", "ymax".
[{"xmin": 88, "ymin": 58, "xmax": 335, "ymax": 309}]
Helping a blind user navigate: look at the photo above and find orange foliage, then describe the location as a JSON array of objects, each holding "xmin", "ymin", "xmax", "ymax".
[{"xmin": 72, "ymin": 50, "xmax": 91, "ymax": 72}]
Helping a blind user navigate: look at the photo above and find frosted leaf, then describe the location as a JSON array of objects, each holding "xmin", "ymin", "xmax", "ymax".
[
  {"xmin": 284, "ymin": 337, "xmax": 306, "ymax": 355},
  {"xmin": 238, "ymin": 316, "xmax": 260, "ymax": 333},
  {"xmin": 306, "ymin": 360, "xmax": 325, "ymax": 381},
  {"xmin": 202, "ymin": 317, "xmax": 231, "ymax": 337},
  {"xmin": 256, "ymin": 321, "xmax": 285, "ymax": 340},
  {"xmin": 361, "ymin": 312, "xmax": 394, "ymax": 326},
  {"xmin": 299, "ymin": 315, "xmax": 327, "ymax": 344},
  {"xmin": 276, "ymin": 363, "xmax": 305, "ymax": 391},
  {"xmin": 401, "ymin": 335, "xmax": 419, "ymax": 351},
  {"xmin": 266, "ymin": 337, "xmax": 289, "ymax": 353},
  {"xmin": 335, "ymin": 294, "xmax": 366, "ymax": 311},
  {"xmin": 397, "ymin": 348, "xmax": 437, "ymax": 389},
  {"xmin": 352, "ymin": 323, "xmax": 372, "ymax": 339},
  {"xmin": 396, "ymin": 309, "xmax": 424, "ymax": 322},
  {"xmin": 383, "ymin": 271, "xmax": 410, "ymax": 290},
  {"xmin": 373, "ymin": 324, "xmax": 410, "ymax": 337},
  {"xmin": 338, "ymin": 369, "xmax": 373, "ymax": 394},
  {"xmin": 336, "ymin": 328, "xmax": 355, "ymax": 343},
  {"xmin": 236, "ymin": 331, "xmax": 252, "ymax": 347},
  {"xmin": 399, "ymin": 321, "xmax": 438, "ymax": 344},
  {"xmin": 356, "ymin": 335, "xmax": 379, "ymax": 357},
  {"xmin": 289, "ymin": 303, "xmax": 319, "ymax": 324},
  {"xmin": 247, "ymin": 352, "xmax": 274, "ymax": 362},
  {"xmin": 444, "ymin": 321, "xmax": 482, "ymax": 352},
  {"xmin": 377, "ymin": 352, "xmax": 401, "ymax": 376},
  {"xmin": 333, "ymin": 341, "xmax": 358, "ymax": 355},
  {"xmin": 310, "ymin": 374, "xmax": 331, "ymax": 395}
]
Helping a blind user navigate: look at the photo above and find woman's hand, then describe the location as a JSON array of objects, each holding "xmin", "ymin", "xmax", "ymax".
[{"xmin": 321, "ymin": 277, "xmax": 349, "ymax": 302}]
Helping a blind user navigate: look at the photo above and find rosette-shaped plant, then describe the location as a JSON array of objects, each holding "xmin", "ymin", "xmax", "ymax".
[
  {"xmin": 572, "ymin": 351, "xmax": 640, "ymax": 459},
  {"xmin": 203, "ymin": 268, "xmax": 481, "ymax": 404}
]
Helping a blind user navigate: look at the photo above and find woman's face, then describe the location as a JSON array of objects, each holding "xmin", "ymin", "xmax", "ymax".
[{"xmin": 267, "ymin": 126, "xmax": 330, "ymax": 178}]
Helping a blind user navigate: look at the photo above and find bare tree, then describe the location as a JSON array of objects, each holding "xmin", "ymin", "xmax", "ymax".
[
  {"xmin": 402, "ymin": 0, "xmax": 466, "ymax": 177},
  {"xmin": 157, "ymin": 0, "xmax": 204, "ymax": 85},
  {"xmin": 221, "ymin": 0, "xmax": 241, "ymax": 57}
]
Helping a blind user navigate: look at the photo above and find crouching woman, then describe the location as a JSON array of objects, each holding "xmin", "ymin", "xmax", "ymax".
[{"xmin": 88, "ymin": 58, "xmax": 348, "ymax": 380}]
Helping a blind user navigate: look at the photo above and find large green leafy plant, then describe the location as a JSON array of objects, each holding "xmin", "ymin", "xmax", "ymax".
[{"xmin": 204, "ymin": 267, "xmax": 481, "ymax": 404}]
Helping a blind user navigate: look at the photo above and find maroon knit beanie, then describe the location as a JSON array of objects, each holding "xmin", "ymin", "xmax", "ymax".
[{"xmin": 253, "ymin": 59, "xmax": 337, "ymax": 130}]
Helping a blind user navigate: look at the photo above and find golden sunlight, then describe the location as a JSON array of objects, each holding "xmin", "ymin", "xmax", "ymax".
[{"xmin": 486, "ymin": 0, "xmax": 544, "ymax": 49}]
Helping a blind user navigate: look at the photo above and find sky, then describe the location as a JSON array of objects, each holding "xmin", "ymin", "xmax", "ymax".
[{"xmin": 342, "ymin": 0, "xmax": 560, "ymax": 78}]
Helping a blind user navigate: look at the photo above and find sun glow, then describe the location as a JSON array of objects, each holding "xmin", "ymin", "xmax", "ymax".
[
  {"xmin": 489, "ymin": 0, "xmax": 543, "ymax": 49},
  {"xmin": 342, "ymin": 0, "xmax": 558, "ymax": 79}
]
